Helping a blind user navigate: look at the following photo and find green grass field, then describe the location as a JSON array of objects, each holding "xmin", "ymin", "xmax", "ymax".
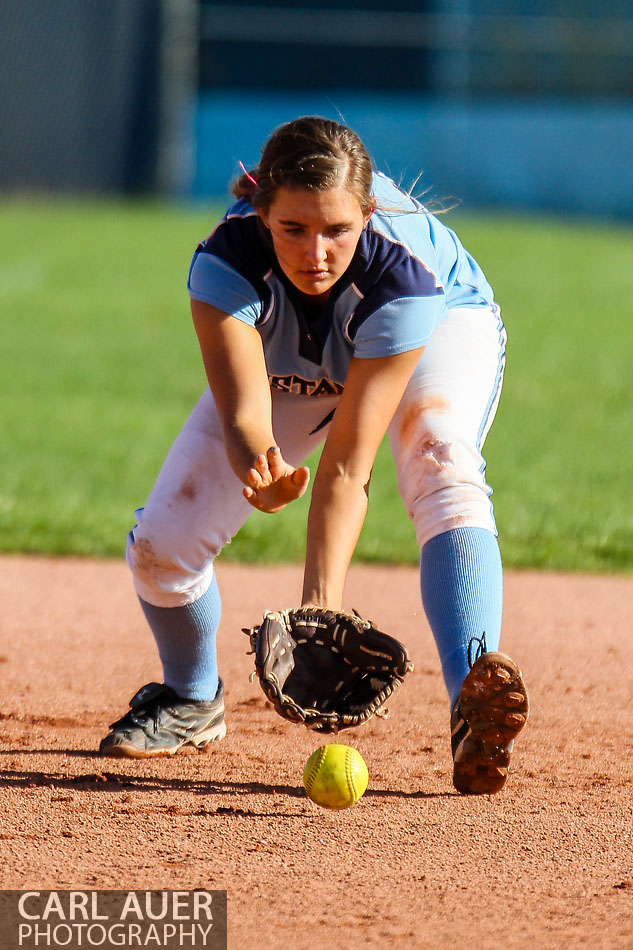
[{"xmin": 1, "ymin": 197, "xmax": 632, "ymax": 573}]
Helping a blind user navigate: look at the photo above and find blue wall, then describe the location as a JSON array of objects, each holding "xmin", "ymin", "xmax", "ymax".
[{"xmin": 192, "ymin": 92, "xmax": 633, "ymax": 218}]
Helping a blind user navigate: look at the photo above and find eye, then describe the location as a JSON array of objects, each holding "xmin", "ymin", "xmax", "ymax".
[{"xmin": 328, "ymin": 226, "xmax": 351, "ymax": 238}]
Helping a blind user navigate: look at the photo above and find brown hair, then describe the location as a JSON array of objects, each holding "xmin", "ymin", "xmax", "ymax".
[{"xmin": 231, "ymin": 116, "xmax": 375, "ymax": 215}]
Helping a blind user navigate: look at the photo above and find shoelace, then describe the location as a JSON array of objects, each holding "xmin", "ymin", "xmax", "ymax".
[
  {"xmin": 467, "ymin": 632, "xmax": 488, "ymax": 669},
  {"xmin": 128, "ymin": 702, "xmax": 162, "ymax": 734}
]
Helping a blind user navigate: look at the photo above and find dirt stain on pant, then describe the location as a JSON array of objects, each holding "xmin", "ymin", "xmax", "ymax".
[
  {"xmin": 129, "ymin": 536, "xmax": 159, "ymax": 575},
  {"xmin": 175, "ymin": 476, "xmax": 198, "ymax": 503},
  {"xmin": 396, "ymin": 397, "xmax": 460, "ymax": 498},
  {"xmin": 398, "ymin": 396, "xmax": 449, "ymax": 447},
  {"xmin": 128, "ymin": 534, "xmax": 182, "ymax": 587}
]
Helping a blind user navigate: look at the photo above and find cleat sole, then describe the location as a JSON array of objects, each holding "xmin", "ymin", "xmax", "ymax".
[
  {"xmin": 453, "ymin": 652, "xmax": 528, "ymax": 795},
  {"xmin": 191, "ymin": 719, "xmax": 227, "ymax": 749}
]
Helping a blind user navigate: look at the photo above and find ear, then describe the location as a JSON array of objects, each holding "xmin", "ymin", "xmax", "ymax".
[
  {"xmin": 363, "ymin": 200, "xmax": 376, "ymax": 228},
  {"xmin": 257, "ymin": 207, "xmax": 270, "ymax": 230}
]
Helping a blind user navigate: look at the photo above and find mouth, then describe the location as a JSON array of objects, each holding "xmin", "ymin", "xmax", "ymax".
[{"xmin": 301, "ymin": 269, "xmax": 329, "ymax": 281}]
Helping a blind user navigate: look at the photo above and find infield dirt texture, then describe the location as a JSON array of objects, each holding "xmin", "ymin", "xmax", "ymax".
[{"xmin": 1, "ymin": 555, "xmax": 632, "ymax": 948}]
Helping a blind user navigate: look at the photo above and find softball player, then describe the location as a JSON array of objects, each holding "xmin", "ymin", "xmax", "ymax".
[{"xmin": 100, "ymin": 116, "xmax": 528, "ymax": 794}]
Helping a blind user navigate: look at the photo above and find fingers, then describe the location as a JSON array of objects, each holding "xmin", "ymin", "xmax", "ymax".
[
  {"xmin": 254, "ymin": 452, "xmax": 272, "ymax": 484},
  {"xmin": 242, "ymin": 482, "xmax": 278, "ymax": 513},
  {"xmin": 246, "ymin": 446, "xmax": 287, "ymax": 489},
  {"xmin": 243, "ymin": 447, "xmax": 311, "ymax": 512},
  {"xmin": 242, "ymin": 484, "xmax": 262, "ymax": 509},
  {"xmin": 242, "ymin": 463, "xmax": 311, "ymax": 512},
  {"xmin": 246, "ymin": 447, "xmax": 284, "ymax": 489},
  {"xmin": 243, "ymin": 451, "xmax": 275, "ymax": 511},
  {"xmin": 246, "ymin": 453, "xmax": 272, "ymax": 491},
  {"xmin": 290, "ymin": 465, "xmax": 310, "ymax": 496},
  {"xmin": 266, "ymin": 445, "xmax": 284, "ymax": 479},
  {"xmin": 267, "ymin": 447, "xmax": 309, "ymax": 490}
]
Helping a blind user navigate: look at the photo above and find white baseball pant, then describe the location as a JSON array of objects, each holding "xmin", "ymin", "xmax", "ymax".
[{"xmin": 127, "ymin": 304, "xmax": 506, "ymax": 607}]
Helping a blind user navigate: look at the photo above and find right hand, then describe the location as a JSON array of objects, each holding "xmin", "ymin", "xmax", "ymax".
[{"xmin": 243, "ymin": 446, "xmax": 310, "ymax": 513}]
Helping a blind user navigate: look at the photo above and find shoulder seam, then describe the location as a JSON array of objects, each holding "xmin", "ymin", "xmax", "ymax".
[
  {"xmin": 369, "ymin": 222, "xmax": 444, "ymax": 292},
  {"xmin": 202, "ymin": 207, "xmax": 259, "ymax": 243}
]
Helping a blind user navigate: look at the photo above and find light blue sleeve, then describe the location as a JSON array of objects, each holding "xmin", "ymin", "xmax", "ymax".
[
  {"xmin": 187, "ymin": 251, "xmax": 261, "ymax": 326},
  {"xmin": 352, "ymin": 296, "xmax": 444, "ymax": 358}
]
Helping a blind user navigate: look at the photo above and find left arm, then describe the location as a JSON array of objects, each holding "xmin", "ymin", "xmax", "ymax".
[{"xmin": 302, "ymin": 347, "xmax": 424, "ymax": 609}]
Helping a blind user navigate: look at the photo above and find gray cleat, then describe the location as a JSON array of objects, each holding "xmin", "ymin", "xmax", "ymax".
[{"xmin": 99, "ymin": 680, "xmax": 226, "ymax": 758}]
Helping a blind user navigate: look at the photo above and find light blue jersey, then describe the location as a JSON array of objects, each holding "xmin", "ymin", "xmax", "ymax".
[
  {"xmin": 187, "ymin": 172, "xmax": 494, "ymax": 397},
  {"xmin": 370, "ymin": 173, "xmax": 494, "ymax": 311}
]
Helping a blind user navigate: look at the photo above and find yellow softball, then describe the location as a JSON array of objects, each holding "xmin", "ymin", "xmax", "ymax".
[{"xmin": 303, "ymin": 744, "xmax": 369, "ymax": 810}]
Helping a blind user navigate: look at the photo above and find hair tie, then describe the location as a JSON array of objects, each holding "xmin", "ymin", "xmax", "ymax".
[{"xmin": 239, "ymin": 161, "xmax": 258, "ymax": 186}]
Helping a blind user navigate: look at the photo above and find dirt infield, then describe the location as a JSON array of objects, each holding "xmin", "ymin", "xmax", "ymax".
[{"xmin": 1, "ymin": 554, "xmax": 632, "ymax": 949}]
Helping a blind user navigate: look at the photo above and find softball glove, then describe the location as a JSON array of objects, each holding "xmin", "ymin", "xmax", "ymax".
[{"xmin": 243, "ymin": 606, "xmax": 414, "ymax": 733}]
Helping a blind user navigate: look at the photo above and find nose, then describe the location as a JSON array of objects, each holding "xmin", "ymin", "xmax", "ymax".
[{"xmin": 304, "ymin": 234, "xmax": 327, "ymax": 266}]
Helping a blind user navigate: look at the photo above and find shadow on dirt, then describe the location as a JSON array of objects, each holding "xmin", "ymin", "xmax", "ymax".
[{"xmin": 0, "ymin": 760, "xmax": 455, "ymax": 799}]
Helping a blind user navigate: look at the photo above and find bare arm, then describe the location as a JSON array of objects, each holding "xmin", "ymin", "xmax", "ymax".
[
  {"xmin": 302, "ymin": 347, "xmax": 424, "ymax": 608},
  {"xmin": 191, "ymin": 298, "xmax": 309, "ymax": 511}
]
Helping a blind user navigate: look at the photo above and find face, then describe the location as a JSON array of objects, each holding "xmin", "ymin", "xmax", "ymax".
[{"xmin": 259, "ymin": 185, "xmax": 372, "ymax": 298}]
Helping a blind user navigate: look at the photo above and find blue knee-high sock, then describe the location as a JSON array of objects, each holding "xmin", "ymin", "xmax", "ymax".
[
  {"xmin": 139, "ymin": 573, "xmax": 221, "ymax": 701},
  {"xmin": 420, "ymin": 527, "xmax": 502, "ymax": 708}
]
